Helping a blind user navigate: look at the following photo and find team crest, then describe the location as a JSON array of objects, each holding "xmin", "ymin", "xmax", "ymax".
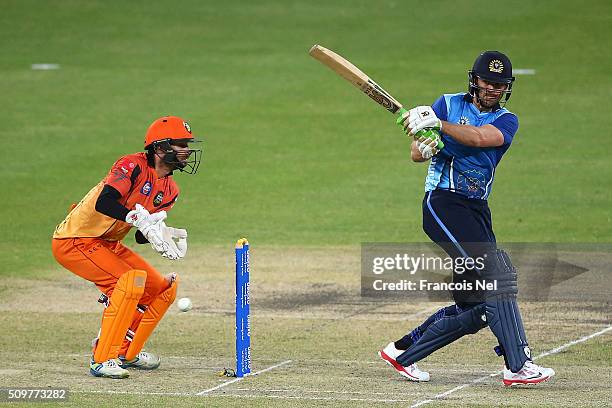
[
  {"xmin": 457, "ymin": 169, "xmax": 486, "ymax": 196},
  {"xmin": 488, "ymin": 59, "xmax": 504, "ymax": 73},
  {"xmin": 140, "ymin": 181, "xmax": 152, "ymax": 196},
  {"xmin": 459, "ymin": 116, "xmax": 470, "ymax": 125},
  {"xmin": 183, "ymin": 121, "xmax": 191, "ymax": 134},
  {"xmin": 153, "ymin": 191, "xmax": 164, "ymax": 206}
]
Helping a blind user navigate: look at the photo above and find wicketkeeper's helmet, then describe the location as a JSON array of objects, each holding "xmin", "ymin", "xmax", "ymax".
[{"xmin": 144, "ymin": 116, "xmax": 202, "ymax": 174}]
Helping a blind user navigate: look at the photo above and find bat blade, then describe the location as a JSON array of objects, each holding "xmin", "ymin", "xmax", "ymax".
[{"xmin": 309, "ymin": 44, "xmax": 403, "ymax": 114}]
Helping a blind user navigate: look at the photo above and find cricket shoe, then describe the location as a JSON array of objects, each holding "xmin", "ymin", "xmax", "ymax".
[
  {"xmin": 503, "ymin": 361, "xmax": 555, "ymax": 386},
  {"xmin": 90, "ymin": 358, "xmax": 129, "ymax": 379},
  {"xmin": 120, "ymin": 351, "xmax": 161, "ymax": 370},
  {"xmin": 378, "ymin": 342, "xmax": 430, "ymax": 382}
]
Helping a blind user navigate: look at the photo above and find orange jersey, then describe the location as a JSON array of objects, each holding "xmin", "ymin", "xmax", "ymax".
[{"xmin": 54, "ymin": 153, "xmax": 179, "ymax": 241}]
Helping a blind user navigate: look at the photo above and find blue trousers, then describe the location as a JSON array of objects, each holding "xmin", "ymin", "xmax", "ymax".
[{"xmin": 422, "ymin": 189, "xmax": 495, "ymax": 306}]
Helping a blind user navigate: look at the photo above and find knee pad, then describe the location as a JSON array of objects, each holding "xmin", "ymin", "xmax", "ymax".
[
  {"xmin": 456, "ymin": 303, "xmax": 488, "ymax": 334},
  {"xmin": 397, "ymin": 303, "xmax": 487, "ymax": 366},
  {"xmin": 124, "ymin": 274, "xmax": 178, "ymax": 361},
  {"xmin": 93, "ymin": 269, "xmax": 147, "ymax": 363},
  {"xmin": 483, "ymin": 249, "xmax": 518, "ymax": 296}
]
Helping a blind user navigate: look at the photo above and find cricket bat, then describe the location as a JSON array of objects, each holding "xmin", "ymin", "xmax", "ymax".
[{"xmin": 309, "ymin": 44, "xmax": 444, "ymax": 149}]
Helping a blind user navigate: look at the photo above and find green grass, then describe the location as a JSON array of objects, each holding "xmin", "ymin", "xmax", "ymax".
[{"xmin": 1, "ymin": 0, "xmax": 611, "ymax": 274}]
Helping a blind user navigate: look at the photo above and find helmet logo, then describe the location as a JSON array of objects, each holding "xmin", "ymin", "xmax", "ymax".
[
  {"xmin": 488, "ymin": 60, "xmax": 504, "ymax": 73},
  {"xmin": 183, "ymin": 121, "xmax": 192, "ymax": 134}
]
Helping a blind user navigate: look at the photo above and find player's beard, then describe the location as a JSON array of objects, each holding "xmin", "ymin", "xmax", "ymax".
[{"xmin": 477, "ymin": 89, "xmax": 502, "ymax": 110}]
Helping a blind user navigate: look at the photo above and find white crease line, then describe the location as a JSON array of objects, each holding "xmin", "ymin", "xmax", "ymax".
[
  {"xmin": 232, "ymin": 387, "xmax": 410, "ymax": 396},
  {"xmin": 209, "ymin": 393, "xmax": 413, "ymax": 403},
  {"xmin": 75, "ymin": 389, "xmax": 416, "ymax": 403},
  {"xmin": 50, "ymin": 353, "xmax": 387, "ymax": 366},
  {"xmin": 401, "ymin": 305, "xmax": 442, "ymax": 321},
  {"xmin": 196, "ymin": 360, "xmax": 292, "ymax": 395},
  {"xmin": 410, "ymin": 325, "xmax": 612, "ymax": 408},
  {"xmin": 77, "ymin": 390, "xmax": 191, "ymax": 397}
]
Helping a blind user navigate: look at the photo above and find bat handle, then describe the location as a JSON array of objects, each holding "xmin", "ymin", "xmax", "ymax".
[
  {"xmin": 396, "ymin": 107, "xmax": 408, "ymax": 126},
  {"xmin": 396, "ymin": 108, "xmax": 445, "ymax": 149}
]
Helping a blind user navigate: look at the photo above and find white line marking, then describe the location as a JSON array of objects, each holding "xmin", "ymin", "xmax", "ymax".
[
  {"xmin": 196, "ymin": 360, "xmax": 292, "ymax": 395},
  {"xmin": 410, "ymin": 325, "xmax": 612, "ymax": 408},
  {"xmin": 232, "ymin": 387, "xmax": 408, "ymax": 396},
  {"xmin": 514, "ymin": 68, "xmax": 536, "ymax": 75},
  {"xmin": 76, "ymin": 388, "xmax": 417, "ymax": 402},
  {"xmin": 79, "ymin": 390, "xmax": 191, "ymax": 397},
  {"xmin": 31, "ymin": 63, "xmax": 60, "ymax": 70},
  {"xmin": 401, "ymin": 305, "xmax": 442, "ymax": 321},
  {"xmin": 209, "ymin": 393, "xmax": 414, "ymax": 403}
]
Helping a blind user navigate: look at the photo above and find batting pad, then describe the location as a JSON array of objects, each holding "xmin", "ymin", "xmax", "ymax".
[
  {"xmin": 397, "ymin": 304, "xmax": 487, "ymax": 366},
  {"xmin": 486, "ymin": 294, "xmax": 530, "ymax": 373},
  {"xmin": 124, "ymin": 275, "xmax": 178, "ymax": 361},
  {"xmin": 93, "ymin": 269, "xmax": 147, "ymax": 363}
]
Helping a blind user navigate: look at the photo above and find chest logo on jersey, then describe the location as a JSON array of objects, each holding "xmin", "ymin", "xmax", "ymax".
[
  {"xmin": 141, "ymin": 181, "xmax": 152, "ymax": 196},
  {"xmin": 153, "ymin": 191, "xmax": 164, "ymax": 206},
  {"xmin": 459, "ymin": 116, "xmax": 470, "ymax": 125},
  {"xmin": 457, "ymin": 169, "xmax": 486, "ymax": 195}
]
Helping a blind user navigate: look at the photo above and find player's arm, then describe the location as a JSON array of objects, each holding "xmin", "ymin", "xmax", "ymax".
[
  {"xmin": 439, "ymin": 121, "xmax": 504, "ymax": 147},
  {"xmin": 95, "ymin": 185, "xmax": 149, "ymax": 243},
  {"xmin": 95, "ymin": 185, "xmax": 130, "ymax": 221}
]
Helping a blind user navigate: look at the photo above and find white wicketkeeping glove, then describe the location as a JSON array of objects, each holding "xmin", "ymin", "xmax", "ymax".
[
  {"xmin": 125, "ymin": 204, "xmax": 170, "ymax": 257},
  {"xmin": 160, "ymin": 222, "xmax": 188, "ymax": 260},
  {"xmin": 415, "ymin": 134, "xmax": 441, "ymax": 159},
  {"xmin": 399, "ymin": 106, "xmax": 442, "ymax": 135}
]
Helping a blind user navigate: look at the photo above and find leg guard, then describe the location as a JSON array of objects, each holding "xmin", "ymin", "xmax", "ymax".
[
  {"xmin": 396, "ymin": 303, "xmax": 487, "ymax": 366},
  {"xmin": 123, "ymin": 274, "xmax": 178, "ymax": 361},
  {"xmin": 484, "ymin": 249, "xmax": 530, "ymax": 373},
  {"xmin": 93, "ymin": 269, "xmax": 147, "ymax": 363}
]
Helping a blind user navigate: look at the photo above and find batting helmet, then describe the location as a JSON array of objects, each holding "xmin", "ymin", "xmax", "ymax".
[{"xmin": 468, "ymin": 51, "xmax": 515, "ymax": 106}]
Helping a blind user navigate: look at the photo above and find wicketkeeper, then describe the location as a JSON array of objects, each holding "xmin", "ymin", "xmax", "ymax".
[
  {"xmin": 379, "ymin": 51, "xmax": 555, "ymax": 386},
  {"xmin": 52, "ymin": 116, "xmax": 201, "ymax": 378}
]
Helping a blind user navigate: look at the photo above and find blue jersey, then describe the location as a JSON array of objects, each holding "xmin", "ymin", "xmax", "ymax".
[{"xmin": 425, "ymin": 93, "xmax": 518, "ymax": 200}]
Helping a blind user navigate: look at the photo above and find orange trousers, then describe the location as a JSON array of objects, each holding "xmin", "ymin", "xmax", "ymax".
[{"xmin": 52, "ymin": 237, "xmax": 169, "ymax": 355}]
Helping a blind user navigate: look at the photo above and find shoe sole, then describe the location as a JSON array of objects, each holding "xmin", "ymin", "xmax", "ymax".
[
  {"xmin": 122, "ymin": 359, "xmax": 161, "ymax": 370},
  {"xmin": 503, "ymin": 375, "xmax": 553, "ymax": 387},
  {"xmin": 378, "ymin": 350, "xmax": 426, "ymax": 382},
  {"xmin": 124, "ymin": 363, "xmax": 160, "ymax": 370},
  {"xmin": 89, "ymin": 368, "xmax": 129, "ymax": 379}
]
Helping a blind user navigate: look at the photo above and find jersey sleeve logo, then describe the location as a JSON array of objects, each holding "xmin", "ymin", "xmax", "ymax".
[
  {"xmin": 141, "ymin": 181, "xmax": 152, "ymax": 196},
  {"xmin": 153, "ymin": 191, "xmax": 164, "ymax": 206}
]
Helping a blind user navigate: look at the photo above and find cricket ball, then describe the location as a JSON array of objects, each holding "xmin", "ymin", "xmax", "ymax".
[{"xmin": 177, "ymin": 297, "xmax": 193, "ymax": 312}]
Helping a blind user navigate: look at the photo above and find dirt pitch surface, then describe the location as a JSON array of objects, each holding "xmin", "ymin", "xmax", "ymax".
[{"xmin": 1, "ymin": 245, "xmax": 610, "ymax": 407}]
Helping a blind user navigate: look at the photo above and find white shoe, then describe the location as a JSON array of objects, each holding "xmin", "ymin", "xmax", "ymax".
[
  {"xmin": 90, "ymin": 358, "xmax": 129, "ymax": 379},
  {"xmin": 503, "ymin": 360, "xmax": 555, "ymax": 386},
  {"xmin": 120, "ymin": 351, "xmax": 161, "ymax": 370},
  {"xmin": 378, "ymin": 342, "xmax": 430, "ymax": 382}
]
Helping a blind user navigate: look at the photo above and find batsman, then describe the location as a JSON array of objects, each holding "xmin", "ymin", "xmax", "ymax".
[
  {"xmin": 52, "ymin": 116, "xmax": 201, "ymax": 378},
  {"xmin": 379, "ymin": 51, "xmax": 555, "ymax": 386}
]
